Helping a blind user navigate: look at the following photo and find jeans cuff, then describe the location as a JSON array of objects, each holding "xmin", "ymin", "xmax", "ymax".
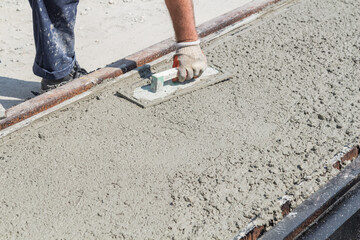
[{"xmin": 32, "ymin": 58, "xmax": 75, "ymax": 80}]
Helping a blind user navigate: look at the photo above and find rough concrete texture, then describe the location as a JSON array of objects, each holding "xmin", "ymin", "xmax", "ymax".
[
  {"xmin": 0, "ymin": 0, "xmax": 251, "ymax": 109},
  {"xmin": 1, "ymin": 0, "xmax": 360, "ymax": 239}
]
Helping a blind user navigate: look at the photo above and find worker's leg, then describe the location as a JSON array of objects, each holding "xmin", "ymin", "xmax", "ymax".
[{"xmin": 28, "ymin": 0, "xmax": 79, "ymax": 80}]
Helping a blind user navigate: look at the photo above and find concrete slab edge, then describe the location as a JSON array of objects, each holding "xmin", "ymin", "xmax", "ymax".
[
  {"xmin": 0, "ymin": 0, "xmax": 281, "ymax": 132},
  {"xmin": 258, "ymin": 146, "xmax": 360, "ymax": 240},
  {"xmin": 231, "ymin": 145, "xmax": 360, "ymax": 240}
]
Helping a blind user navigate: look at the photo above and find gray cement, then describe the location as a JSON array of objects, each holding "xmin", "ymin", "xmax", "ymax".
[{"xmin": 1, "ymin": 0, "xmax": 360, "ymax": 239}]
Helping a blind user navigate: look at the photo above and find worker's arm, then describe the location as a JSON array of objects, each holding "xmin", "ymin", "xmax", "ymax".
[
  {"xmin": 165, "ymin": 0, "xmax": 207, "ymax": 82},
  {"xmin": 165, "ymin": 0, "xmax": 198, "ymax": 42}
]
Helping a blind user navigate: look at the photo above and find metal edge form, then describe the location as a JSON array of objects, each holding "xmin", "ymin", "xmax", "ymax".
[
  {"xmin": 259, "ymin": 149, "xmax": 360, "ymax": 240},
  {"xmin": 0, "ymin": 0, "xmax": 281, "ymax": 132}
]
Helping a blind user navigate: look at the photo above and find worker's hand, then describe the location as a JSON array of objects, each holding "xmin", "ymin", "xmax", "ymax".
[{"xmin": 173, "ymin": 41, "xmax": 207, "ymax": 82}]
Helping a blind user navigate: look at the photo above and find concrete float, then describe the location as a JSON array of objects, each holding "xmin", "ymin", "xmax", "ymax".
[
  {"xmin": 2, "ymin": 0, "xmax": 358, "ymax": 239},
  {"xmin": 0, "ymin": 0, "xmax": 284, "ymax": 134}
]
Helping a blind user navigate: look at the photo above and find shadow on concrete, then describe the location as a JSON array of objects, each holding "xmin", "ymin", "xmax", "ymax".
[
  {"xmin": 0, "ymin": 76, "xmax": 40, "ymax": 109},
  {"xmin": 0, "ymin": 99, "xmax": 24, "ymax": 109},
  {"xmin": 135, "ymin": 64, "xmax": 154, "ymax": 79}
]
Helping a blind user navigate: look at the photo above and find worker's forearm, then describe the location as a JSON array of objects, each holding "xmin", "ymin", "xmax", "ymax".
[{"xmin": 165, "ymin": 0, "xmax": 198, "ymax": 42}]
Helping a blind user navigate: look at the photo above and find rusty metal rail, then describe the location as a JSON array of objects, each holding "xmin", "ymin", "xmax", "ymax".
[
  {"xmin": 0, "ymin": 0, "xmax": 281, "ymax": 132},
  {"xmin": 2, "ymin": 1, "xmax": 359, "ymax": 239},
  {"xmin": 259, "ymin": 148, "xmax": 360, "ymax": 240},
  {"xmin": 231, "ymin": 146, "xmax": 360, "ymax": 240}
]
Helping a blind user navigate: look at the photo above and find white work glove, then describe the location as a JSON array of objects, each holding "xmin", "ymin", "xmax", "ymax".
[{"xmin": 173, "ymin": 40, "xmax": 208, "ymax": 82}]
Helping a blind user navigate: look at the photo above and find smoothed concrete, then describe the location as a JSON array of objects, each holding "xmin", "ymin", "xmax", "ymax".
[{"xmin": 0, "ymin": 0, "xmax": 253, "ymax": 109}]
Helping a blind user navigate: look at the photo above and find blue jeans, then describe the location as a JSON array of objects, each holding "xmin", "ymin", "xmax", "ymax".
[{"xmin": 28, "ymin": 0, "xmax": 79, "ymax": 80}]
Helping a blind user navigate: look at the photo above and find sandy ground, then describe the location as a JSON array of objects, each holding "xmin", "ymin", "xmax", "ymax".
[
  {"xmin": 1, "ymin": 0, "xmax": 360, "ymax": 239},
  {"xmin": 0, "ymin": 0, "xmax": 251, "ymax": 109}
]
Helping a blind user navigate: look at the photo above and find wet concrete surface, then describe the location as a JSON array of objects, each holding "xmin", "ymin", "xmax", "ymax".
[{"xmin": 0, "ymin": 0, "xmax": 360, "ymax": 239}]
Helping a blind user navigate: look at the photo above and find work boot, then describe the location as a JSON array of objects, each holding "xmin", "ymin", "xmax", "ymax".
[{"xmin": 41, "ymin": 61, "xmax": 88, "ymax": 91}]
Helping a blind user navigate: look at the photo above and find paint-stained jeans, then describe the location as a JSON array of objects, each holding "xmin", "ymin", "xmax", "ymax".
[{"xmin": 28, "ymin": 0, "xmax": 79, "ymax": 80}]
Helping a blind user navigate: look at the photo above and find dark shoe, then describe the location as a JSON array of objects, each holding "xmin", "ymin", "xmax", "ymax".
[{"xmin": 41, "ymin": 61, "xmax": 88, "ymax": 91}]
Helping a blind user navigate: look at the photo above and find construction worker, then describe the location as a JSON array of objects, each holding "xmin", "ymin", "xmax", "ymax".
[{"xmin": 28, "ymin": 0, "xmax": 207, "ymax": 91}]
